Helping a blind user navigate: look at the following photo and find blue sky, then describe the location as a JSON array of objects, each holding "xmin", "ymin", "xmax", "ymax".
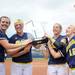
[{"xmin": 0, "ymin": 0, "xmax": 75, "ymax": 38}]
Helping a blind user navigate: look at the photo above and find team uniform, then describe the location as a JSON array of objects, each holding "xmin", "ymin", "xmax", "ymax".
[
  {"xmin": 66, "ymin": 36, "xmax": 75, "ymax": 75},
  {"xmin": 48, "ymin": 35, "xmax": 67, "ymax": 75},
  {"xmin": 9, "ymin": 32, "xmax": 34, "ymax": 75},
  {"xmin": 0, "ymin": 30, "xmax": 9, "ymax": 75}
]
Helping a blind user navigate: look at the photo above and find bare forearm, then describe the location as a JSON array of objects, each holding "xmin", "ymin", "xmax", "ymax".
[
  {"xmin": 12, "ymin": 44, "xmax": 32, "ymax": 57},
  {"xmin": 1, "ymin": 39, "xmax": 31, "ymax": 49},
  {"xmin": 7, "ymin": 46, "xmax": 25, "ymax": 56},
  {"xmin": 47, "ymin": 41, "xmax": 61, "ymax": 58},
  {"xmin": 48, "ymin": 46, "xmax": 61, "ymax": 58},
  {"xmin": 5, "ymin": 43, "xmax": 22, "ymax": 49},
  {"xmin": 12, "ymin": 49, "xmax": 30, "ymax": 57}
]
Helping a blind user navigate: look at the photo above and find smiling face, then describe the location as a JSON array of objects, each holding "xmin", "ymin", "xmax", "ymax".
[
  {"xmin": 53, "ymin": 23, "xmax": 62, "ymax": 36},
  {"xmin": 14, "ymin": 19, "xmax": 24, "ymax": 34},
  {"xmin": 66, "ymin": 25, "xmax": 75, "ymax": 37},
  {"xmin": 0, "ymin": 16, "xmax": 10, "ymax": 32}
]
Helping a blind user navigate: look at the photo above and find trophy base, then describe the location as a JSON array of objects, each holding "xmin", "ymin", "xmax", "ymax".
[{"xmin": 32, "ymin": 37, "xmax": 48, "ymax": 45}]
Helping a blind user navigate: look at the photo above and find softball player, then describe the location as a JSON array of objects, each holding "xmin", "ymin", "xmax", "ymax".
[
  {"xmin": 0, "ymin": 16, "xmax": 9, "ymax": 75},
  {"xmin": 47, "ymin": 23, "xmax": 68, "ymax": 75},
  {"xmin": 0, "ymin": 16, "xmax": 30, "ymax": 75},
  {"xmin": 9, "ymin": 19, "xmax": 35, "ymax": 75},
  {"xmin": 66, "ymin": 25, "xmax": 75, "ymax": 75}
]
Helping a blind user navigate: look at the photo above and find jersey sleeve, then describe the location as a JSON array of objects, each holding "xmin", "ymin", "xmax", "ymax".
[
  {"xmin": 0, "ymin": 31, "xmax": 7, "ymax": 40},
  {"xmin": 9, "ymin": 36, "xmax": 15, "ymax": 43}
]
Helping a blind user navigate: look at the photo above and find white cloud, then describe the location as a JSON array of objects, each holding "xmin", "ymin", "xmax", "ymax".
[{"xmin": 0, "ymin": 0, "xmax": 75, "ymax": 37}]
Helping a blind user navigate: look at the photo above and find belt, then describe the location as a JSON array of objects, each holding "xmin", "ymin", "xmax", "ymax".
[
  {"xmin": 13, "ymin": 61, "xmax": 32, "ymax": 64},
  {"xmin": 48, "ymin": 64, "xmax": 66, "ymax": 67},
  {"xmin": 71, "ymin": 68, "xmax": 75, "ymax": 70}
]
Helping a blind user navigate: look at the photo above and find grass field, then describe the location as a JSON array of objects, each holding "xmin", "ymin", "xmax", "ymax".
[{"xmin": 5, "ymin": 58, "xmax": 48, "ymax": 75}]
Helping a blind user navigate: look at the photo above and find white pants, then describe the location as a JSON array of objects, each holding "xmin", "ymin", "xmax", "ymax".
[
  {"xmin": 11, "ymin": 62, "xmax": 32, "ymax": 75},
  {"xmin": 69, "ymin": 69, "xmax": 75, "ymax": 75},
  {"xmin": 71, "ymin": 70, "xmax": 75, "ymax": 75},
  {"xmin": 0, "ymin": 63, "xmax": 5, "ymax": 75},
  {"xmin": 47, "ymin": 64, "xmax": 69, "ymax": 75}
]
